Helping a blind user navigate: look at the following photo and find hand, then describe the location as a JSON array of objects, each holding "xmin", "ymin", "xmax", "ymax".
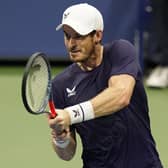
[
  {"xmin": 51, "ymin": 127, "xmax": 70, "ymax": 142},
  {"xmin": 48, "ymin": 109, "xmax": 71, "ymax": 134}
]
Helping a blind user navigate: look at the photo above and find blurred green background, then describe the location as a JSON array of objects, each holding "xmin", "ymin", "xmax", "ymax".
[{"xmin": 0, "ymin": 66, "xmax": 167, "ymax": 168}]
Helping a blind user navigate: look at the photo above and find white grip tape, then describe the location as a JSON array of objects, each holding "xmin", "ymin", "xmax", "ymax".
[
  {"xmin": 53, "ymin": 138, "xmax": 70, "ymax": 149},
  {"xmin": 65, "ymin": 101, "xmax": 94, "ymax": 125}
]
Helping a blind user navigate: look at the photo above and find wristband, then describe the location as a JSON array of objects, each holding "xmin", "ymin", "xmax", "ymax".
[
  {"xmin": 65, "ymin": 101, "xmax": 94, "ymax": 125},
  {"xmin": 53, "ymin": 138, "xmax": 70, "ymax": 149}
]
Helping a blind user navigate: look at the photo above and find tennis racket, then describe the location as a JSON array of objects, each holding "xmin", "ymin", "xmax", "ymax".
[{"xmin": 21, "ymin": 52, "xmax": 57, "ymax": 119}]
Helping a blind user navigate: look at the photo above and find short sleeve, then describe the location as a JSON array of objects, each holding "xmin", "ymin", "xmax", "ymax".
[{"xmin": 109, "ymin": 40, "xmax": 141, "ymax": 80}]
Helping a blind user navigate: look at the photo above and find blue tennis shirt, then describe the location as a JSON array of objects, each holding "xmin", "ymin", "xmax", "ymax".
[{"xmin": 52, "ymin": 39, "xmax": 163, "ymax": 168}]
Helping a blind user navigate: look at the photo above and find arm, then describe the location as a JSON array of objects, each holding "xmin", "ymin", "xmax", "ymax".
[
  {"xmin": 48, "ymin": 117, "xmax": 77, "ymax": 161},
  {"xmin": 55, "ymin": 74, "xmax": 135, "ymax": 126},
  {"xmin": 91, "ymin": 74, "xmax": 135, "ymax": 117}
]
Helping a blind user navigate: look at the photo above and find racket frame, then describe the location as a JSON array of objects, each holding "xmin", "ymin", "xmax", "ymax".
[{"xmin": 21, "ymin": 52, "xmax": 56, "ymax": 118}]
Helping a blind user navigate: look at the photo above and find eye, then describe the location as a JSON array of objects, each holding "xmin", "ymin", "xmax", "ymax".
[
  {"xmin": 74, "ymin": 34, "xmax": 83, "ymax": 40},
  {"xmin": 64, "ymin": 32, "xmax": 71, "ymax": 40},
  {"xmin": 64, "ymin": 32, "xmax": 84, "ymax": 40}
]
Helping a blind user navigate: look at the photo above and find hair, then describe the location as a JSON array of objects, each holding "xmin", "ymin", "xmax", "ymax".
[{"xmin": 88, "ymin": 30, "xmax": 96, "ymax": 36}]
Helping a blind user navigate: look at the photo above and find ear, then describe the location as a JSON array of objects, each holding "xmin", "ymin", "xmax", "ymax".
[{"xmin": 94, "ymin": 31, "xmax": 103, "ymax": 44}]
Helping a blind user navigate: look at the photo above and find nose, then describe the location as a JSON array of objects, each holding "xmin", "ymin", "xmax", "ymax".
[
  {"xmin": 68, "ymin": 37, "xmax": 77, "ymax": 49},
  {"xmin": 68, "ymin": 37, "xmax": 76, "ymax": 45}
]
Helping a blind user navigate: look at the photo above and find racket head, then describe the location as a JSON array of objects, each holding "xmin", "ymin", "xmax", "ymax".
[{"xmin": 21, "ymin": 52, "xmax": 52, "ymax": 115}]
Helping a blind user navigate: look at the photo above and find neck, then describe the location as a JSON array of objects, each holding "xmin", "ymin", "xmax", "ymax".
[{"xmin": 77, "ymin": 45, "xmax": 103, "ymax": 71}]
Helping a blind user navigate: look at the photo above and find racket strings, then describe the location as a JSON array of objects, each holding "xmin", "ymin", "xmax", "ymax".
[{"xmin": 26, "ymin": 56, "xmax": 49, "ymax": 113}]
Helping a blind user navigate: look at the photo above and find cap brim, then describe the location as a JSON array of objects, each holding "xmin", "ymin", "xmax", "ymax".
[
  {"xmin": 56, "ymin": 24, "xmax": 63, "ymax": 31},
  {"xmin": 56, "ymin": 23, "xmax": 91, "ymax": 36},
  {"xmin": 56, "ymin": 19, "xmax": 93, "ymax": 35}
]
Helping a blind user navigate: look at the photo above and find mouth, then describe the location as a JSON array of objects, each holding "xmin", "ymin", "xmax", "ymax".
[{"xmin": 70, "ymin": 50, "xmax": 81, "ymax": 55}]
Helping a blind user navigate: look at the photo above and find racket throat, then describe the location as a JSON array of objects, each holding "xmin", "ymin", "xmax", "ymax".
[{"xmin": 49, "ymin": 101, "xmax": 57, "ymax": 118}]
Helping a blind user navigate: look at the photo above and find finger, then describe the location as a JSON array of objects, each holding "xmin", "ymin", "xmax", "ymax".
[
  {"xmin": 56, "ymin": 131, "xmax": 70, "ymax": 141},
  {"xmin": 53, "ymin": 124, "xmax": 63, "ymax": 134},
  {"xmin": 52, "ymin": 129, "xmax": 67, "ymax": 140},
  {"xmin": 51, "ymin": 129, "xmax": 63, "ymax": 138},
  {"xmin": 48, "ymin": 117, "xmax": 62, "ymax": 129}
]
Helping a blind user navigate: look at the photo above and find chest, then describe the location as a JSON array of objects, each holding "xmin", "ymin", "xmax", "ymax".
[{"xmin": 64, "ymin": 68, "xmax": 110, "ymax": 106}]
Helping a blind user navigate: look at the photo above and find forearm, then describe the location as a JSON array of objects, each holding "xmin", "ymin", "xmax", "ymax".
[
  {"xmin": 91, "ymin": 75, "xmax": 135, "ymax": 118},
  {"xmin": 52, "ymin": 133, "xmax": 76, "ymax": 161},
  {"xmin": 65, "ymin": 74, "xmax": 135, "ymax": 125},
  {"xmin": 91, "ymin": 86, "xmax": 130, "ymax": 118}
]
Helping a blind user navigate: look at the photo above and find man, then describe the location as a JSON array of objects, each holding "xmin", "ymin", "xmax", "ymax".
[{"xmin": 48, "ymin": 3, "xmax": 163, "ymax": 168}]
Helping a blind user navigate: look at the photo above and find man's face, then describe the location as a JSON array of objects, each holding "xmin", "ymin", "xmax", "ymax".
[{"xmin": 63, "ymin": 25, "xmax": 96, "ymax": 63}]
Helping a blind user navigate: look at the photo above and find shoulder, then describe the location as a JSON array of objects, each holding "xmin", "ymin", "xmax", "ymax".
[
  {"xmin": 52, "ymin": 63, "xmax": 76, "ymax": 82},
  {"xmin": 52, "ymin": 63, "xmax": 76, "ymax": 90},
  {"xmin": 103, "ymin": 39, "xmax": 141, "ymax": 78},
  {"xmin": 103, "ymin": 39, "xmax": 137, "ymax": 63},
  {"xmin": 104, "ymin": 39, "xmax": 136, "ymax": 55}
]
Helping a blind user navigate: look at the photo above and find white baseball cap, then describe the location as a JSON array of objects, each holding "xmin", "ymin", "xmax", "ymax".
[{"xmin": 56, "ymin": 3, "xmax": 104, "ymax": 35}]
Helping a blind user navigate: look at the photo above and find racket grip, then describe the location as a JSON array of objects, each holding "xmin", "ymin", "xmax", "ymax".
[{"xmin": 49, "ymin": 101, "xmax": 57, "ymax": 119}]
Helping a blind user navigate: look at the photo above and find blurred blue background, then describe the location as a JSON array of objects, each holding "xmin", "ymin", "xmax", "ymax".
[{"xmin": 0, "ymin": 0, "xmax": 142, "ymax": 60}]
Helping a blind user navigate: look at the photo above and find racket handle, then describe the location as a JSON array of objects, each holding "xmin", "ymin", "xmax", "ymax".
[{"xmin": 49, "ymin": 101, "xmax": 57, "ymax": 119}]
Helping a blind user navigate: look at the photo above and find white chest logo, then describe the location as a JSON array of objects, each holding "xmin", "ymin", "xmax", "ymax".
[{"xmin": 66, "ymin": 86, "xmax": 76, "ymax": 97}]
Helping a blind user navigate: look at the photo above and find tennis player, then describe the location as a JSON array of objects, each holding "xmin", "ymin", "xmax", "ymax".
[{"xmin": 48, "ymin": 3, "xmax": 163, "ymax": 168}]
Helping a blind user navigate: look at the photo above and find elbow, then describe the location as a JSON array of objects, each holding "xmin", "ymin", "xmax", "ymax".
[
  {"xmin": 57, "ymin": 152, "xmax": 75, "ymax": 161},
  {"xmin": 118, "ymin": 93, "xmax": 131, "ymax": 109},
  {"xmin": 57, "ymin": 148, "xmax": 76, "ymax": 161},
  {"xmin": 121, "ymin": 98, "xmax": 130, "ymax": 108},
  {"xmin": 59, "ymin": 155, "xmax": 74, "ymax": 161}
]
